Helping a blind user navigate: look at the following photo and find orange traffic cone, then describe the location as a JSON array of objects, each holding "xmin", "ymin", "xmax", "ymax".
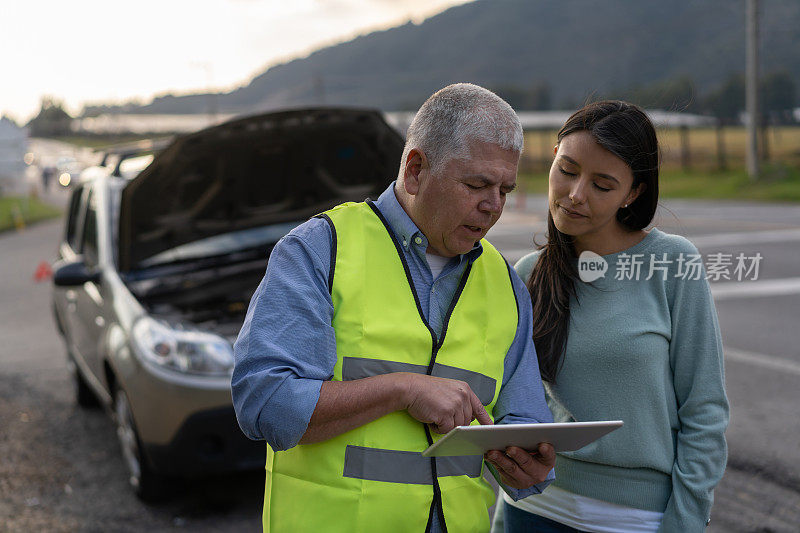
[{"xmin": 33, "ymin": 261, "xmax": 53, "ymax": 282}]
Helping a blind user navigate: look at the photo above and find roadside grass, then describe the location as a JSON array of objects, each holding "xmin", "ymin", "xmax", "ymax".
[
  {"xmin": 659, "ymin": 164, "xmax": 800, "ymax": 202},
  {"xmin": 518, "ymin": 163, "xmax": 800, "ymax": 203},
  {"xmin": 0, "ymin": 196, "xmax": 63, "ymax": 233}
]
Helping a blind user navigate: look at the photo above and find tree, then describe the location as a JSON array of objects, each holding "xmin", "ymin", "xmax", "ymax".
[
  {"xmin": 704, "ymin": 74, "xmax": 745, "ymax": 125},
  {"xmin": 1, "ymin": 114, "xmax": 20, "ymax": 128},
  {"xmin": 624, "ymin": 76, "xmax": 699, "ymax": 113},
  {"xmin": 27, "ymin": 97, "xmax": 73, "ymax": 137},
  {"xmin": 704, "ymin": 71, "xmax": 798, "ymax": 126},
  {"xmin": 761, "ymin": 71, "xmax": 796, "ymax": 124},
  {"xmin": 492, "ymin": 83, "xmax": 552, "ymax": 111}
]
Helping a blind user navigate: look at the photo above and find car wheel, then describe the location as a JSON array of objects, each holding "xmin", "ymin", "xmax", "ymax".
[
  {"xmin": 75, "ymin": 368, "xmax": 101, "ymax": 408},
  {"xmin": 113, "ymin": 386, "xmax": 170, "ymax": 502},
  {"xmin": 66, "ymin": 357, "xmax": 100, "ymax": 408}
]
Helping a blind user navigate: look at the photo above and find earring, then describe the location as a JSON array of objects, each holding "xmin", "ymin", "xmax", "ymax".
[{"xmin": 623, "ymin": 204, "xmax": 628, "ymax": 208}]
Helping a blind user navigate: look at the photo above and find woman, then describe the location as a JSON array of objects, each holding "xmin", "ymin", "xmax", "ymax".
[{"xmin": 491, "ymin": 101, "xmax": 729, "ymax": 532}]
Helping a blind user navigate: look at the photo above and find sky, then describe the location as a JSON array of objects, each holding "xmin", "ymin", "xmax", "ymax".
[{"xmin": 1, "ymin": 0, "xmax": 471, "ymax": 123}]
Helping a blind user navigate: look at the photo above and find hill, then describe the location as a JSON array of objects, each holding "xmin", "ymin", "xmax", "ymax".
[{"xmin": 86, "ymin": 0, "xmax": 800, "ymax": 114}]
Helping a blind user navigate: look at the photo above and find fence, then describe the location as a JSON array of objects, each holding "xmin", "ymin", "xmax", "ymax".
[{"xmin": 520, "ymin": 125, "xmax": 800, "ymax": 174}]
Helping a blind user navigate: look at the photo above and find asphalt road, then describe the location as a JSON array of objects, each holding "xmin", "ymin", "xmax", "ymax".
[{"xmin": 2, "ymin": 169, "xmax": 799, "ymax": 531}]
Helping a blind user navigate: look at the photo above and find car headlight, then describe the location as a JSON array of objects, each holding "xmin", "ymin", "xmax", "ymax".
[{"xmin": 131, "ymin": 316, "xmax": 234, "ymax": 376}]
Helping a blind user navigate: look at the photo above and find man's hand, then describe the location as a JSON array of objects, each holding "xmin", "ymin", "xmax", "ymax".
[
  {"xmin": 484, "ymin": 443, "xmax": 555, "ymax": 489},
  {"xmin": 402, "ymin": 373, "xmax": 493, "ymax": 434},
  {"xmin": 300, "ymin": 372, "xmax": 491, "ymax": 444}
]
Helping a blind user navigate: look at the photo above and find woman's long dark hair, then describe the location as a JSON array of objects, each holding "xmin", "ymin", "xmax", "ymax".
[{"xmin": 529, "ymin": 101, "xmax": 660, "ymax": 383}]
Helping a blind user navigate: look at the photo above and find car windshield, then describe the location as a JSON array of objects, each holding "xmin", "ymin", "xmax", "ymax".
[{"xmin": 137, "ymin": 222, "xmax": 301, "ymax": 268}]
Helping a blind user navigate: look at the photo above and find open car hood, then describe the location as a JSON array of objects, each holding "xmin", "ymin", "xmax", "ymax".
[{"xmin": 119, "ymin": 108, "xmax": 404, "ymax": 271}]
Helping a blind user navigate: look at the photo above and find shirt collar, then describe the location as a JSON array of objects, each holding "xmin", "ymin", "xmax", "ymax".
[{"xmin": 372, "ymin": 182, "xmax": 483, "ymax": 263}]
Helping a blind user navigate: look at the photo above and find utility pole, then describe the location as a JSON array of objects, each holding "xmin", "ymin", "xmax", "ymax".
[{"xmin": 746, "ymin": 0, "xmax": 760, "ymax": 180}]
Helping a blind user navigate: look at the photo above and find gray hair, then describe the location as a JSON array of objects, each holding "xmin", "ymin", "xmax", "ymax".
[{"xmin": 399, "ymin": 83, "xmax": 523, "ymax": 178}]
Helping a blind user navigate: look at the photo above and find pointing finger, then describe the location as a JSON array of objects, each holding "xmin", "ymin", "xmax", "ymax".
[{"xmin": 471, "ymin": 392, "xmax": 493, "ymax": 426}]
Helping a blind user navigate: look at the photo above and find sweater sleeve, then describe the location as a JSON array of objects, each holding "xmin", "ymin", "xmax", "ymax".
[{"xmin": 659, "ymin": 241, "xmax": 730, "ymax": 532}]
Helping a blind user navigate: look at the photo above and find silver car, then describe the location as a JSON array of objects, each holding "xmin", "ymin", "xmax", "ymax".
[{"xmin": 51, "ymin": 109, "xmax": 403, "ymax": 501}]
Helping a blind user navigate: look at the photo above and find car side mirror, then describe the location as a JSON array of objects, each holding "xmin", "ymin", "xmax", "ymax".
[{"xmin": 53, "ymin": 259, "xmax": 101, "ymax": 286}]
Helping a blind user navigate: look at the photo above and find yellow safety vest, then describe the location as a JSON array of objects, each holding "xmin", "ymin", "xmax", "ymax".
[{"xmin": 263, "ymin": 200, "xmax": 518, "ymax": 532}]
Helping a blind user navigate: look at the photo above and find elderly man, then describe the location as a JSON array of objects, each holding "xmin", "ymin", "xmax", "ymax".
[{"xmin": 233, "ymin": 83, "xmax": 554, "ymax": 532}]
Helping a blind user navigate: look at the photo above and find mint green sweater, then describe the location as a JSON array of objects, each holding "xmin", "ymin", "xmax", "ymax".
[{"xmin": 515, "ymin": 229, "xmax": 729, "ymax": 533}]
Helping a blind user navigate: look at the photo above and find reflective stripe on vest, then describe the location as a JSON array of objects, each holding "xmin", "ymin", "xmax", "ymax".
[
  {"xmin": 341, "ymin": 357, "xmax": 497, "ymax": 406},
  {"xmin": 343, "ymin": 445, "xmax": 483, "ymax": 484},
  {"xmin": 263, "ymin": 200, "xmax": 518, "ymax": 533}
]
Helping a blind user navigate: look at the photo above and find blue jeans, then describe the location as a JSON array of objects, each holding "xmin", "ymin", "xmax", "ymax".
[{"xmin": 503, "ymin": 501, "xmax": 586, "ymax": 533}]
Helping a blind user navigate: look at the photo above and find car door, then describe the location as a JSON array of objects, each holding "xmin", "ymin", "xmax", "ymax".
[
  {"xmin": 67, "ymin": 187, "xmax": 108, "ymax": 384},
  {"xmin": 55, "ymin": 184, "xmax": 87, "ymax": 357}
]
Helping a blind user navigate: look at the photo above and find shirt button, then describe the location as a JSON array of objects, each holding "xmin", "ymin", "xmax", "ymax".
[
  {"xmin": 402, "ymin": 239, "xmax": 407, "ymax": 247},
  {"xmin": 414, "ymin": 236, "xmax": 422, "ymax": 245}
]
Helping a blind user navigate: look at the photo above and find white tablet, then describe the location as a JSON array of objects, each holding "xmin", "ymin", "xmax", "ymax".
[{"xmin": 421, "ymin": 421, "xmax": 624, "ymax": 457}]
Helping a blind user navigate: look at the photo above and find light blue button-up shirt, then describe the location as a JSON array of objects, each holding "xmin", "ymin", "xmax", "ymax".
[{"xmin": 232, "ymin": 182, "xmax": 554, "ymax": 528}]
